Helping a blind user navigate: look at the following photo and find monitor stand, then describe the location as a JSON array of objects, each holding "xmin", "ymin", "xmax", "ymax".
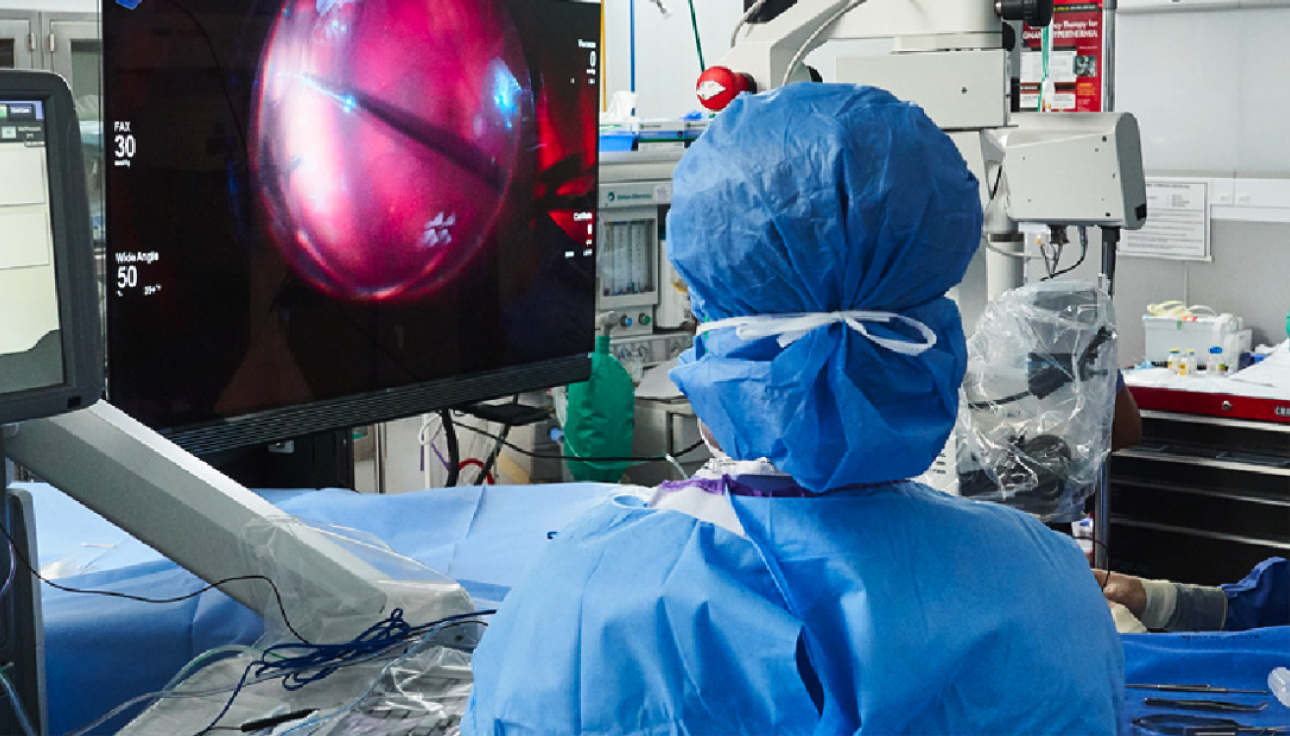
[
  {"xmin": 200, "ymin": 429, "xmax": 356, "ymax": 491},
  {"xmin": 0, "ymin": 442, "xmax": 47, "ymax": 736}
]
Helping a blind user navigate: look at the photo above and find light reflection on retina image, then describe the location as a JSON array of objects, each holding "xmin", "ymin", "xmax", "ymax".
[{"xmin": 250, "ymin": 0, "xmax": 532, "ymax": 302}]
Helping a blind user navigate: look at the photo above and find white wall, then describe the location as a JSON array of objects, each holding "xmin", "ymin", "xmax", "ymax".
[
  {"xmin": 603, "ymin": 1, "xmax": 894, "ymax": 119},
  {"xmin": 603, "ymin": 0, "xmax": 744, "ymax": 119},
  {"xmin": 1116, "ymin": 7, "xmax": 1290, "ymax": 175},
  {"xmin": 1030, "ymin": 222, "xmax": 1290, "ymax": 365},
  {"xmin": 1103, "ymin": 7, "xmax": 1290, "ymax": 359}
]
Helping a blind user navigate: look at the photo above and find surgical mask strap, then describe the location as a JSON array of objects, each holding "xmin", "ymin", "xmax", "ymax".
[{"xmin": 696, "ymin": 310, "xmax": 937, "ymax": 356}]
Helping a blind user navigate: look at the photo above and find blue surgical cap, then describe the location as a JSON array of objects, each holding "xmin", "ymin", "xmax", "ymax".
[{"xmin": 668, "ymin": 84, "xmax": 983, "ymax": 492}]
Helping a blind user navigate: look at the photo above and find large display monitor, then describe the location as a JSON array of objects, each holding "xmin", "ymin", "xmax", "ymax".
[{"xmin": 103, "ymin": 0, "xmax": 601, "ymax": 453}]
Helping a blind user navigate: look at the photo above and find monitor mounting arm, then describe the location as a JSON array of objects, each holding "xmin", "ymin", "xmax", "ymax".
[{"xmin": 4, "ymin": 403, "xmax": 472, "ymax": 642}]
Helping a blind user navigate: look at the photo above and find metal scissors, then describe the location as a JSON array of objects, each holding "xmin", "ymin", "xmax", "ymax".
[
  {"xmin": 1144, "ymin": 699, "xmax": 1270, "ymax": 713},
  {"xmin": 1131, "ymin": 685, "xmax": 1273, "ymax": 696},
  {"xmin": 1133, "ymin": 714, "xmax": 1290, "ymax": 736}
]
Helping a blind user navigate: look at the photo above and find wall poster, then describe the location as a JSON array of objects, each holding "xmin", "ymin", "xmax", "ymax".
[{"xmin": 1021, "ymin": 1, "xmax": 1105, "ymax": 112}]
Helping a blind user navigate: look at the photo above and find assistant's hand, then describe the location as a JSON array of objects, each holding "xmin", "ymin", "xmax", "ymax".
[
  {"xmin": 1108, "ymin": 601, "xmax": 1149, "ymax": 633},
  {"xmin": 1092, "ymin": 569, "xmax": 1147, "ymax": 619}
]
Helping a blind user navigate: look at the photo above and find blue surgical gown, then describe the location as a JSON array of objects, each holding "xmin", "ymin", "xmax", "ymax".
[
  {"xmin": 463, "ymin": 478, "xmax": 1125, "ymax": 735},
  {"xmin": 1224, "ymin": 557, "xmax": 1288, "ymax": 631}
]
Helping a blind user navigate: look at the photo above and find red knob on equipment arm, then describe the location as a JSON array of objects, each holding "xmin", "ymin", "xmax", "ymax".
[{"xmin": 696, "ymin": 67, "xmax": 756, "ymax": 111}]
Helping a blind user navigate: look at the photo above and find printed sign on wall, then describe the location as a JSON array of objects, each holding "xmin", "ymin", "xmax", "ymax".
[
  {"xmin": 1121, "ymin": 179, "xmax": 1211, "ymax": 261},
  {"xmin": 1021, "ymin": 1, "xmax": 1105, "ymax": 112}
]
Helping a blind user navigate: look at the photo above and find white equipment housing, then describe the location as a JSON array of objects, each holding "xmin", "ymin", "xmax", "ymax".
[{"xmin": 996, "ymin": 112, "xmax": 1147, "ymax": 228}]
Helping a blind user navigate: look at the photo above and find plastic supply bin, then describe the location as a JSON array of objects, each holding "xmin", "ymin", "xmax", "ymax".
[{"xmin": 1143, "ymin": 314, "xmax": 1250, "ymax": 367}]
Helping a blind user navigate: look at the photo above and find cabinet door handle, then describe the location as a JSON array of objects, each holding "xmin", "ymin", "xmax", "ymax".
[
  {"xmin": 27, "ymin": 32, "xmax": 36, "ymax": 53},
  {"xmin": 47, "ymin": 32, "xmax": 55, "ymax": 53}
]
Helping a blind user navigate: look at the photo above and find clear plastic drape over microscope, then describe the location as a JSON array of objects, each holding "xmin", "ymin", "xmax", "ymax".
[{"xmin": 956, "ymin": 281, "xmax": 1117, "ymax": 522}]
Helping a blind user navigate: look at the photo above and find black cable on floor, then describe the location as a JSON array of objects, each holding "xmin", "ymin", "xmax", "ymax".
[{"xmin": 440, "ymin": 410, "xmax": 460, "ymax": 487}]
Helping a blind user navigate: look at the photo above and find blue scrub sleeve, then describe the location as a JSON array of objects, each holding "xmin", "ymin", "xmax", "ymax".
[{"xmin": 1222, "ymin": 557, "xmax": 1289, "ymax": 631}]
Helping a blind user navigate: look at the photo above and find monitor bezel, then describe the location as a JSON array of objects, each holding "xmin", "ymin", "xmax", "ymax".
[
  {"xmin": 162, "ymin": 356, "xmax": 590, "ymax": 455},
  {"xmin": 0, "ymin": 71, "xmax": 103, "ymax": 426}
]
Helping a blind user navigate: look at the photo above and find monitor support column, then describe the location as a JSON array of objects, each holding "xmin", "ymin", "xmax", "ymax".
[{"xmin": 0, "ymin": 434, "xmax": 48, "ymax": 736}]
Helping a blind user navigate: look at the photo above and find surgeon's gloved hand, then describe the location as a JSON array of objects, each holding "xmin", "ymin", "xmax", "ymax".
[
  {"xmin": 1092, "ymin": 570, "xmax": 1228, "ymax": 631},
  {"xmin": 1108, "ymin": 601, "xmax": 1148, "ymax": 633},
  {"xmin": 1094, "ymin": 570, "xmax": 1148, "ymax": 621}
]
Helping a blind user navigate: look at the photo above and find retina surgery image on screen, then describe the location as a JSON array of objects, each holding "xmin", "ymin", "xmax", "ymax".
[{"xmin": 103, "ymin": 0, "xmax": 600, "ymax": 439}]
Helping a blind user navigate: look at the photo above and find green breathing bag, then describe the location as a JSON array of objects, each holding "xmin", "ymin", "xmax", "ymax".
[{"xmin": 564, "ymin": 335, "xmax": 635, "ymax": 482}]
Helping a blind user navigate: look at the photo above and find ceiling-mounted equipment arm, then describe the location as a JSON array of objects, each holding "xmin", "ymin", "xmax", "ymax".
[
  {"xmin": 698, "ymin": 0, "xmax": 1052, "ymax": 111},
  {"xmin": 698, "ymin": 0, "xmax": 852, "ymax": 110}
]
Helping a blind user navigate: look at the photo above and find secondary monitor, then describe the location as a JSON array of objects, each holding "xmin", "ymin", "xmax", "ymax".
[
  {"xmin": 0, "ymin": 68, "xmax": 101, "ymax": 736},
  {"xmin": 0, "ymin": 71, "xmax": 101, "ymax": 426}
]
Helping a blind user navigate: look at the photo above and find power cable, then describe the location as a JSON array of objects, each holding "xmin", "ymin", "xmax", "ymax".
[
  {"xmin": 0, "ymin": 541, "xmax": 16, "ymax": 603},
  {"xmin": 965, "ymin": 390, "xmax": 1032, "ymax": 411},
  {"xmin": 0, "ymin": 523, "xmax": 312, "ymax": 644},
  {"xmin": 0, "ymin": 668, "xmax": 36, "ymax": 736},
  {"xmin": 781, "ymin": 0, "xmax": 866, "ymax": 88},
  {"xmin": 731, "ymin": 0, "xmax": 769, "ymax": 46},
  {"xmin": 1043, "ymin": 226, "xmax": 1090, "ymax": 281},
  {"xmin": 453, "ymin": 421, "xmax": 704, "ymax": 465},
  {"xmin": 440, "ymin": 410, "xmax": 460, "ymax": 487},
  {"xmin": 686, "ymin": 0, "xmax": 706, "ymax": 70},
  {"xmin": 198, "ymin": 614, "xmax": 491, "ymax": 736},
  {"xmin": 154, "ymin": 0, "xmax": 247, "ymax": 152}
]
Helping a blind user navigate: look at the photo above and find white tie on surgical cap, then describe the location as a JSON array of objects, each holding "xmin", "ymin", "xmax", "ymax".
[{"xmin": 696, "ymin": 311, "xmax": 937, "ymax": 356}]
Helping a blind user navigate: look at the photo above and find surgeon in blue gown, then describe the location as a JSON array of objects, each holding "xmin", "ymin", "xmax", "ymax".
[{"xmin": 463, "ymin": 84, "xmax": 1125, "ymax": 736}]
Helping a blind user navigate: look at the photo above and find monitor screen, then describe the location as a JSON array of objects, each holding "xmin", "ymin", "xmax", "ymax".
[
  {"xmin": 0, "ymin": 73, "xmax": 100, "ymax": 426},
  {"xmin": 103, "ymin": 0, "xmax": 600, "ymax": 452},
  {"xmin": 0, "ymin": 101, "xmax": 63, "ymax": 396}
]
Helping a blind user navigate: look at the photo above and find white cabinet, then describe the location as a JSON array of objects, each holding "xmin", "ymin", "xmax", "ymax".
[
  {"xmin": 44, "ymin": 16, "xmax": 99, "ymax": 106},
  {"xmin": 0, "ymin": 14, "xmax": 37, "ymax": 70},
  {"xmin": 46, "ymin": 17, "xmax": 99, "ymax": 95},
  {"xmin": 45, "ymin": 15, "xmax": 102, "ymax": 241},
  {"xmin": 1, "ymin": 11, "xmax": 102, "ymax": 241},
  {"xmin": 0, "ymin": 12, "xmax": 97, "ymax": 85}
]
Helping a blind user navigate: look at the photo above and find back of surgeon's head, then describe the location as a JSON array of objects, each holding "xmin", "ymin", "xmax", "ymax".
[{"xmin": 667, "ymin": 84, "xmax": 983, "ymax": 493}]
